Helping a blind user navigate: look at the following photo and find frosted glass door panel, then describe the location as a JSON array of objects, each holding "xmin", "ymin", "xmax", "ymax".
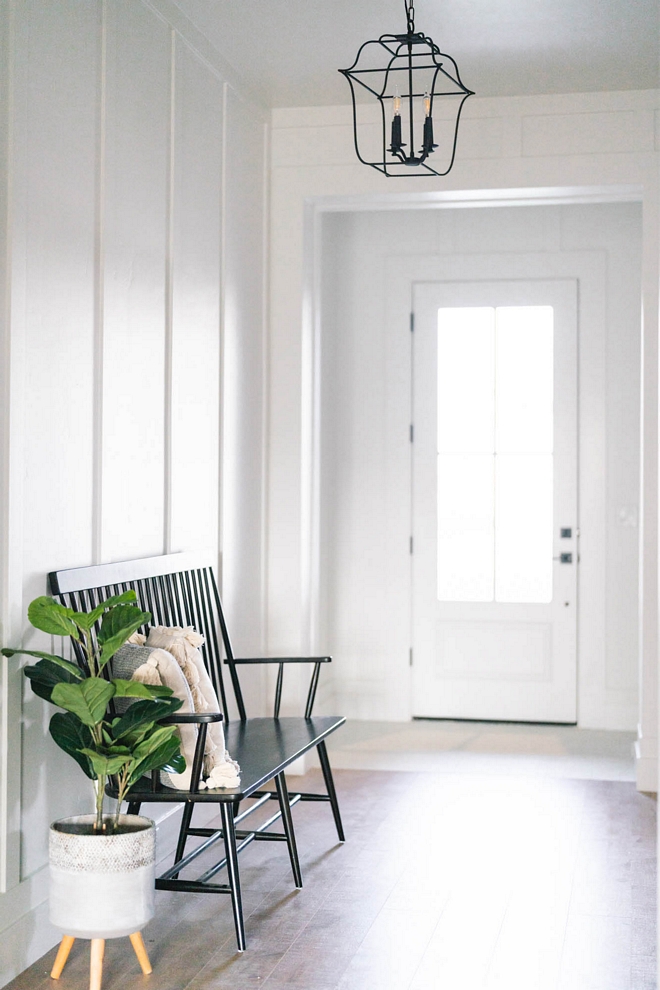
[
  {"xmin": 496, "ymin": 307, "xmax": 553, "ymax": 453},
  {"xmin": 437, "ymin": 454, "xmax": 494, "ymax": 601},
  {"xmin": 437, "ymin": 308, "xmax": 494, "ymax": 452},
  {"xmin": 495, "ymin": 454, "xmax": 553, "ymax": 602},
  {"xmin": 436, "ymin": 305, "xmax": 555, "ymax": 604}
]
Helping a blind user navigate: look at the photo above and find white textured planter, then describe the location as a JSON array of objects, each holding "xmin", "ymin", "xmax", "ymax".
[{"xmin": 49, "ymin": 814, "xmax": 155, "ymax": 940}]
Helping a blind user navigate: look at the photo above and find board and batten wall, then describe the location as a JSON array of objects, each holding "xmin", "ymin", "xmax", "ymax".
[
  {"xmin": 0, "ymin": 0, "xmax": 267, "ymax": 982},
  {"xmin": 319, "ymin": 203, "xmax": 642, "ymax": 731},
  {"xmin": 267, "ymin": 91, "xmax": 660, "ymax": 788}
]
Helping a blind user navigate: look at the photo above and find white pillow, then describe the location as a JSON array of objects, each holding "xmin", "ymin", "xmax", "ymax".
[
  {"xmin": 146, "ymin": 626, "xmax": 240, "ymax": 789},
  {"xmin": 111, "ymin": 642, "xmax": 199, "ymax": 790}
]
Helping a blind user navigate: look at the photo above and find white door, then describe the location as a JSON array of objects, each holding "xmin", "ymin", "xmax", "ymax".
[{"xmin": 411, "ymin": 280, "xmax": 578, "ymax": 723}]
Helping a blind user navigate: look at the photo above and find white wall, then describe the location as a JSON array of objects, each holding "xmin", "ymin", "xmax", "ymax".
[
  {"xmin": 319, "ymin": 203, "xmax": 642, "ymax": 730},
  {"xmin": 268, "ymin": 90, "xmax": 659, "ymax": 788},
  {"xmin": 0, "ymin": 0, "xmax": 267, "ymax": 982}
]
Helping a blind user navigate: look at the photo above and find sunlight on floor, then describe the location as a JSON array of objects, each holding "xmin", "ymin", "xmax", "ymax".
[{"xmin": 324, "ymin": 719, "xmax": 636, "ymax": 781}]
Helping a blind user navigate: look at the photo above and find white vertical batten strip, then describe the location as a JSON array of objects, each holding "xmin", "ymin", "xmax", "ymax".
[
  {"xmin": 0, "ymin": 0, "xmax": 29, "ymax": 890},
  {"xmin": 299, "ymin": 201, "xmax": 316, "ymax": 659},
  {"xmin": 408, "ymin": 281, "xmax": 416, "ymax": 695},
  {"xmin": 308, "ymin": 203, "xmax": 323, "ymax": 659},
  {"xmin": 163, "ymin": 27, "xmax": 176, "ymax": 555},
  {"xmin": 0, "ymin": 4, "xmax": 12, "ymax": 634},
  {"xmin": 0, "ymin": 0, "xmax": 14, "ymax": 895},
  {"xmin": 217, "ymin": 81, "xmax": 228, "ymax": 591},
  {"xmin": 1, "ymin": 0, "xmax": 25, "ymax": 893},
  {"xmin": 92, "ymin": 0, "xmax": 107, "ymax": 564},
  {"xmin": 260, "ymin": 118, "xmax": 270, "ymax": 659}
]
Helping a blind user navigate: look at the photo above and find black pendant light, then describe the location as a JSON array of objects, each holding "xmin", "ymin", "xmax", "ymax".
[{"xmin": 339, "ymin": 0, "xmax": 473, "ymax": 177}]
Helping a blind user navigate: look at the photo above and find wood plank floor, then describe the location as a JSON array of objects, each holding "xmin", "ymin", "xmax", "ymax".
[{"xmin": 7, "ymin": 768, "xmax": 656, "ymax": 990}]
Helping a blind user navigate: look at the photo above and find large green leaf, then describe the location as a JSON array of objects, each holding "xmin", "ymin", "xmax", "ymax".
[
  {"xmin": 24, "ymin": 658, "xmax": 84, "ymax": 703},
  {"xmin": 127, "ymin": 733, "xmax": 184, "ymax": 786},
  {"xmin": 132, "ymin": 724, "xmax": 179, "ymax": 759},
  {"xmin": 72, "ymin": 591, "xmax": 139, "ymax": 632},
  {"xmin": 111, "ymin": 679, "xmax": 174, "ymax": 699},
  {"xmin": 27, "ymin": 597, "xmax": 79, "ymax": 639},
  {"xmin": 103, "ymin": 744, "xmax": 132, "ymax": 757},
  {"xmin": 2, "ymin": 649, "xmax": 82, "ymax": 678},
  {"xmin": 49, "ymin": 712, "xmax": 96, "ymax": 779},
  {"xmin": 115, "ymin": 725, "xmax": 151, "ymax": 749},
  {"xmin": 51, "ymin": 678, "xmax": 115, "ymax": 726},
  {"xmin": 110, "ymin": 698, "xmax": 182, "ymax": 740},
  {"xmin": 79, "ymin": 749, "xmax": 131, "ymax": 778},
  {"xmin": 97, "ymin": 605, "xmax": 151, "ymax": 666},
  {"xmin": 160, "ymin": 751, "xmax": 186, "ymax": 776}
]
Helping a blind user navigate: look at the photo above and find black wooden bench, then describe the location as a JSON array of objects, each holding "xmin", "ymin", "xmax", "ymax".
[{"xmin": 48, "ymin": 552, "xmax": 346, "ymax": 951}]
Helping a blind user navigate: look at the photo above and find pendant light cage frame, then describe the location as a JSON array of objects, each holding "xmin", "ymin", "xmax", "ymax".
[{"xmin": 339, "ymin": 3, "xmax": 473, "ymax": 177}]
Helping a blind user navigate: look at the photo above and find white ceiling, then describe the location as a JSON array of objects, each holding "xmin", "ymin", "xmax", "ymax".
[{"xmin": 171, "ymin": 0, "xmax": 659, "ymax": 108}]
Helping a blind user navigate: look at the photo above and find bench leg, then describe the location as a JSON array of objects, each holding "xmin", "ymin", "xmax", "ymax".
[
  {"xmin": 220, "ymin": 802, "xmax": 246, "ymax": 952},
  {"xmin": 171, "ymin": 800, "xmax": 194, "ymax": 879},
  {"xmin": 275, "ymin": 772, "xmax": 303, "ymax": 889},
  {"xmin": 127, "ymin": 801, "xmax": 141, "ymax": 816},
  {"xmin": 317, "ymin": 740, "xmax": 345, "ymax": 842}
]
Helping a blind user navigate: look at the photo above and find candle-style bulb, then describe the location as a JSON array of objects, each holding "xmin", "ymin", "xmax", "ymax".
[
  {"xmin": 389, "ymin": 86, "xmax": 404, "ymax": 156},
  {"xmin": 424, "ymin": 91, "xmax": 431, "ymax": 117}
]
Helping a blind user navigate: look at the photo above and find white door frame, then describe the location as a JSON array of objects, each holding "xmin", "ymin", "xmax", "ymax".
[{"xmin": 411, "ymin": 277, "xmax": 579, "ymax": 723}]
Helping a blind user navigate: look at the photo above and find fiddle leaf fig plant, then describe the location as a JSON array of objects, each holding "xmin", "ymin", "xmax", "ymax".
[{"xmin": 1, "ymin": 591, "xmax": 185, "ymax": 831}]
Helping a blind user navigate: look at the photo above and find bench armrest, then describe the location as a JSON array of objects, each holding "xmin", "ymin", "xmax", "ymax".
[
  {"xmin": 158, "ymin": 712, "xmax": 222, "ymax": 794},
  {"xmin": 227, "ymin": 656, "xmax": 331, "ymax": 665},
  {"xmin": 224, "ymin": 657, "xmax": 330, "ymax": 718},
  {"xmin": 160, "ymin": 712, "xmax": 223, "ymax": 724}
]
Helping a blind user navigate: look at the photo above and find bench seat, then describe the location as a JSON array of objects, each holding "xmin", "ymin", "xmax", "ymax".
[{"xmin": 119, "ymin": 716, "xmax": 346, "ymax": 803}]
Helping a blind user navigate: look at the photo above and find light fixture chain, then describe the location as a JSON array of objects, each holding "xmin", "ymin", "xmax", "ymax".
[{"xmin": 404, "ymin": 0, "xmax": 415, "ymax": 34}]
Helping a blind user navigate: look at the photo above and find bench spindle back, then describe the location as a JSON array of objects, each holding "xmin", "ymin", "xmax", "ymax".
[{"xmin": 49, "ymin": 554, "xmax": 247, "ymax": 722}]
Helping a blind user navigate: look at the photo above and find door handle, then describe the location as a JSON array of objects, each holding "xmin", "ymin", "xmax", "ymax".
[{"xmin": 553, "ymin": 553, "xmax": 573, "ymax": 564}]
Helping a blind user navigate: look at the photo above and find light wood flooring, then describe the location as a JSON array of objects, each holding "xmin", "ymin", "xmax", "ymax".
[{"xmin": 8, "ymin": 766, "xmax": 656, "ymax": 990}]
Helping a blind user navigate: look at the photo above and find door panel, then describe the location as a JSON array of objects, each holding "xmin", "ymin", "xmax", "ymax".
[{"xmin": 412, "ymin": 280, "xmax": 578, "ymax": 723}]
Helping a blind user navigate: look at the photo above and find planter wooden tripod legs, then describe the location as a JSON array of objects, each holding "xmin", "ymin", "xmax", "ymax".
[{"xmin": 50, "ymin": 932, "xmax": 152, "ymax": 990}]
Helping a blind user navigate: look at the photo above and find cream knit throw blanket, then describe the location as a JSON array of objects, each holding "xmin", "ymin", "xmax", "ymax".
[{"xmin": 130, "ymin": 626, "xmax": 240, "ymax": 789}]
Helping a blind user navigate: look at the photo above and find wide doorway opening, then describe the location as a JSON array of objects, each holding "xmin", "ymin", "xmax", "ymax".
[{"xmin": 319, "ymin": 200, "xmax": 642, "ymax": 736}]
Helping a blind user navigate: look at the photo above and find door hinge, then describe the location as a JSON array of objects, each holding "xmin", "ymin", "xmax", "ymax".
[
  {"xmin": 410, "ymin": 312, "xmax": 415, "ymax": 332},
  {"xmin": 409, "ymin": 536, "xmax": 414, "ymax": 554},
  {"xmin": 409, "ymin": 647, "xmax": 413, "ymax": 667},
  {"xmin": 409, "ymin": 424, "xmax": 414, "ymax": 443}
]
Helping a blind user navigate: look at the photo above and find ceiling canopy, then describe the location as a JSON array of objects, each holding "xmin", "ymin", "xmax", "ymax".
[{"xmin": 171, "ymin": 0, "xmax": 659, "ymax": 108}]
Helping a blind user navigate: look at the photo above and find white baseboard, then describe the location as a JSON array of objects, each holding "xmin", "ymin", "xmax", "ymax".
[
  {"xmin": 286, "ymin": 755, "xmax": 308, "ymax": 775},
  {"xmin": 0, "ymin": 897, "xmax": 59, "ymax": 988},
  {"xmin": 634, "ymin": 734, "xmax": 658, "ymax": 793}
]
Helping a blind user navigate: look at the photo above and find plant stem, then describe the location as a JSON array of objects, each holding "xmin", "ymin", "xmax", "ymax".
[
  {"xmin": 92, "ymin": 724, "xmax": 106, "ymax": 829},
  {"xmin": 114, "ymin": 766, "xmax": 130, "ymax": 827},
  {"xmin": 82, "ymin": 628, "xmax": 97, "ymax": 677},
  {"xmin": 94, "ymin": 774, "xmax": 105, "ymax": 831}
]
